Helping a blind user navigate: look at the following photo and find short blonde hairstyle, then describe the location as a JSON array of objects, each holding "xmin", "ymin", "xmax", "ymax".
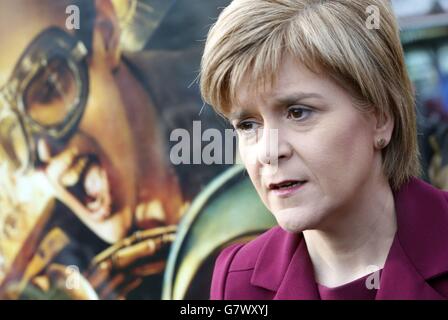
[{"xmin": 200, "ymin": 0, "xmax": 420, "ymax": 190}]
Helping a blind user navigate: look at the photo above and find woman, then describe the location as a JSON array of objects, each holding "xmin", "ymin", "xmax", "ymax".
[{"xmin": 200, "ymin": 0, "xmax": 448, "ymax": 299}]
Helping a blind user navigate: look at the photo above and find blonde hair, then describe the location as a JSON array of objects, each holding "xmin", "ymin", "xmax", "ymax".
[{"xmin": 200, "ymin": 0, "xmax": 421, "ymax": 190}]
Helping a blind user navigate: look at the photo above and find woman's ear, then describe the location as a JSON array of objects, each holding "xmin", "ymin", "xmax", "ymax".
[
  {"xmin": 373, "ymin": 109, "xmax": 394, "ymax": 149},
  {"xmin": 92, "ymin": 0, "xmax": 121, "ymax": 70}
]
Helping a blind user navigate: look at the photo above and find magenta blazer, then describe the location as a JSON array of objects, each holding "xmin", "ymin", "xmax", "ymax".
[{"xmin": 210, "ymin": 178, "xmax": 448, "ymax": 300}]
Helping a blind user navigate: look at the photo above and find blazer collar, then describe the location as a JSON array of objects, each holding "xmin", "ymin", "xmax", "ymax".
[
  {"xmin": 250, "ymin": 178, "xmax": 448, "ymax": 299},
  {"xmin": 375, "ymin": 232, "xmax": 445, "ymax": 299},
  {"xmin": 393, "ymin": 178, "xmax": 448, "ymax": 281}
]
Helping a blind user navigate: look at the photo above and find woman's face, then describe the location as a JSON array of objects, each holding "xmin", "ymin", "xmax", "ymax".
[{"xmin": 230, "ymin": 55, "xmax": 387, "ymax": 233}]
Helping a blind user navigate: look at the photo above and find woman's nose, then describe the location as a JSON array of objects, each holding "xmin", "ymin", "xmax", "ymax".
[{"xmin": 256, "ymin": 126, "xmax": 292, "ymax": 166}]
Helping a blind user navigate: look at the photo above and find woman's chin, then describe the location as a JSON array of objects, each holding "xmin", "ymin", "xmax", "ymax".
[
  {"xmin": 275, "ymin": 214, "xmax": 307, "ymax": 234},
  {"xmin": 273, "ymin": 207, "xmax": 321, "ymax": 234}
]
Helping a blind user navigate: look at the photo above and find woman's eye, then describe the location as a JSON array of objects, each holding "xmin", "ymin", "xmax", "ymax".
[
  {"xmin": 286, "ymin": 106, "xmax": 313, "ymax": 121},
  {"xmin": 235, "ymin": 121, "xmax": 258, "ymax": 132}
]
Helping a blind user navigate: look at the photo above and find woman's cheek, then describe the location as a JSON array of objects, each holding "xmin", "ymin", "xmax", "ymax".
[
  {"xmin": 239, "ymin": 139, "xmax": 257, "ymax": 168},
  {"xmin": 314, "ymin": 125, "xmax": 373, "ymax": 194}
]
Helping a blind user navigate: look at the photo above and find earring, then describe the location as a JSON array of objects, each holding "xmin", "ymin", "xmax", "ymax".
[{"xmin": 376, "ymin": 138, "xmax": 387, "ymax": 149}]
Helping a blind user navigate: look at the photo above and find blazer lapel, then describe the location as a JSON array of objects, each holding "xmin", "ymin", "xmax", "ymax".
[
  {"xmin": 250, "ymin": 228, "xmax": 320, "ymax": 299},
  {"xmin": 382, "ymin": 178, "xmax": 448, "ymax": 299},
  {"xmin": 376, "ymin": 233, "xmax": 445, "ymax": 299},
  {"xmin": 377, "ymin": 178, "xmax": 448, "ymax": 299},
  {"xmin": 273, "ymin": 238, "xmax": 320, "ymax": 300}
]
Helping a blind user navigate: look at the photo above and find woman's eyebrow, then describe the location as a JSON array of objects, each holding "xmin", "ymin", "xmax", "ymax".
[
  {"xmin": 272, "ymin": 92, "xmax": 324, "ymax": 106},
  {"xmin": 228, "ymin": 92, "xmax": 324, "ymax": 120},
  {"xmin": 228, "ymin": 110, "xmax": 253, "ymax": 122}
]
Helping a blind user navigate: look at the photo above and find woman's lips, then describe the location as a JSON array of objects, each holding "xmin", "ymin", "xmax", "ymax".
[{"xmin": 268, "ymin": 180, "xmax": 307, "ymax": 198}]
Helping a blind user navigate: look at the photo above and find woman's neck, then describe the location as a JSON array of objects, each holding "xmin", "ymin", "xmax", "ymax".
[{"xmin": 303, "ymin": 175, "xmax": 397, "ymax": 288}]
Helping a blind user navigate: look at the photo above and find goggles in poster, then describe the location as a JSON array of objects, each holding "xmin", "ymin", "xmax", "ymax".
[{"xmin": 0, "ymin": 27, "xmax": 89, "ymax": 173}]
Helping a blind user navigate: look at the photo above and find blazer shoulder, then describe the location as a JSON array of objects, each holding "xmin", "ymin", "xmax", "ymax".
[
  {"xmin": 210, "ymin": 227, "xmax": 281, "ymax": 299},
  {"xmin": 424, "ymin": 180, "xmax": 448, "ymax": 213}
]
